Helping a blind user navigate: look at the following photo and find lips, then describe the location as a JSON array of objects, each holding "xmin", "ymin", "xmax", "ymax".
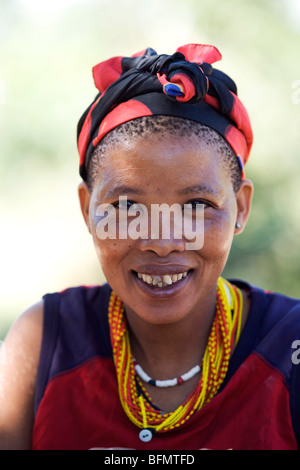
[{"xmin": 131, "ymin": 263, "xmax": 193, "ymax": 295}]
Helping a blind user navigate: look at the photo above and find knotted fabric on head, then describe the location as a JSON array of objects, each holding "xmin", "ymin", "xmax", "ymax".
[{"xmin": 77, "ymin": 44, "xmax": 253, "ymax": 181}]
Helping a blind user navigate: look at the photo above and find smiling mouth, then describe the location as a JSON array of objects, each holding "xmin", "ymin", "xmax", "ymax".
[{"xmin": 135, "ymin": 270, "xmax": 189, "ymax": 288}]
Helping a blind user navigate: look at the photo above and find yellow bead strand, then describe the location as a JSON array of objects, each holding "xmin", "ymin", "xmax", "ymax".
[{"xmin": 108, "ymin": 277, "xmax": 243, "ymax": 436}]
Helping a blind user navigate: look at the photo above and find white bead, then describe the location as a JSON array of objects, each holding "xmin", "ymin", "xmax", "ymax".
[
  {"xmin": 134, "ymin": 359, "xmax": 202, "ymax": 388},
  {"xmin": 181, "ymin": 365, "xmax": 201, "ymax": 381},
  {"xmin": 156, "ymin": 378, "xmax": 178, "ymax": 387},
  {"xmin": 139, "ymin": 429, "xmax": 153, "ymax": 442},
  {"xmin": 134, "ymin": 364, "xmax": 152, "ymax": 383}
]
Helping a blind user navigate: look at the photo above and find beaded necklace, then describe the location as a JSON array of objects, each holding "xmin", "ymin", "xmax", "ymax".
[
  {"xmin": 108, "ymin": 277, "xmax": 243, "ymax": 442},
  {"xmin": 133, "ymin": 359, "xmax": 202, "ymax": 387}
]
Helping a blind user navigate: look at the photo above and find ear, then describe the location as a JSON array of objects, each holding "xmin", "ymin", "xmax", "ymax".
[
  {"xmin": 78, "ymin": 181, "xmax": 91, "ymax": 233},
  {"xmin": 234, "ymin": 179, "xmax": 253, "ymax": 235}
]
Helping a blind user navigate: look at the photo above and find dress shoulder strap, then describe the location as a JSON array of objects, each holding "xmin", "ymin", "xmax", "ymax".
[{"xmin": 34, "ymin": 284, "xmax": 112, "ymax": 416}]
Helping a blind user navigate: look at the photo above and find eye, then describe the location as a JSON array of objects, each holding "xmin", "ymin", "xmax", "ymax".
[
  {"xmin": 112, "ymin": 199, "xmax": 137, "ymax": 211},
  {"xmin": 185, "ymin": 199, "xmax": 210, "ymax": 210}
]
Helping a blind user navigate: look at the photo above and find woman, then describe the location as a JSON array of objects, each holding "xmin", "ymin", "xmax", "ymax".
[{"xmin": 1, "ymin": 44, "xmax": 299, "ymax": 450}]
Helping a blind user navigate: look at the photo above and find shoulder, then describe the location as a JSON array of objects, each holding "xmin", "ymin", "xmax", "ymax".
[
  {"xmin": 3, "ymin": 299, "xmax": 44, "ymax": 368},
  {"xmin": 233, "ymin": 279, "xmax": 300, "ymax": 328},
  {"xmin": 0, "ymin": 283, "xmax": 113, "ymax": 449},
  {"xmin": 0, "ymin": 300, "xmax": 44, "ymax": 449},
  {"xmin": 235, "ymin": 280, "xmax": 300, "ymax": 377},
  {"xmin": 1, "ymin": 299, "xmax": 44, "ymax": 397},
  {"xmin": 230, "ymin": 279, "xmax": 300, "ymax": 373},
  {"xmin": 250, "ymin": 285, "xmax": 300, "ymax": 333}
]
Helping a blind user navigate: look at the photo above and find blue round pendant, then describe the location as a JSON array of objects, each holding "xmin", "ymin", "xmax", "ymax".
[{"xmin": 139, "ymin": 428, "xmax": 153, "ymax": 442}]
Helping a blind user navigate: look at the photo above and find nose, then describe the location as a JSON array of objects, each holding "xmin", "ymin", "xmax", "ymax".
[
  {"xmin": 138, "ymin": 209, "xmax": 186, "ymax": 255},
  {"xmin": 139, "ymin": 236, "xmax": 186, "ymax": 257},
  {"xmin": 132, "ymin": 203, "xmax": 191, "ymax": 256}
]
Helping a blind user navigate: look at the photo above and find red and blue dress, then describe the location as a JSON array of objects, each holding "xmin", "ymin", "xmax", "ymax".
[{"xmin": 32, "ymin": 281, "xmax": 300, "ymax": 450}]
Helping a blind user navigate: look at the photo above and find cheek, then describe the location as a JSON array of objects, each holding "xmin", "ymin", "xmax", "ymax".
[
  {"xmin": 92, "ymin": 236, "xmax": 133, "ymax": 279},
  {"xmin": 201, "ymin": 212, "xmax": 235, "ymax": 258},
  {"xmin": 89, "ymin": 200, "xmax": 132, "ymax": 276}
]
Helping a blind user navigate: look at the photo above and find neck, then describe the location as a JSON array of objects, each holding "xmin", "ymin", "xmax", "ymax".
[{"xmin": 124, "ymin": 292, "xmax": 217, "ymax": 380}]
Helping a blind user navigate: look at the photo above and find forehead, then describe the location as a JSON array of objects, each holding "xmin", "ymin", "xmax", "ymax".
[{"xmin": 93, "ymin": 132, "xmax": 232, "ymax": 197}]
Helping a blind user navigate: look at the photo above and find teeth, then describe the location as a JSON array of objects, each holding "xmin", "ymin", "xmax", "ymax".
[
  {"xmin": 152, "ymin": 276, "xmax": 161, "ymax": 286},
  {"xmin": 137, "ymin": 271, "xmax": 188, "ymax": 287},
  {"xmin": 163, "ymin": 275, "xmax": 172, "ymax": 285}
]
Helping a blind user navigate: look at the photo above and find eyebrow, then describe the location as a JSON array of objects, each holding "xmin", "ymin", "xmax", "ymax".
[
  {"xmin": 103, "ymin": 184, "xmax": 146, "ymax": 200},
  {"xmin": 102, "ymin": 183, "xmax": 221, "ymax": 200},
  {"xmin": 177, "ymin": 184, "xmax": 221, "ymax": 197}
]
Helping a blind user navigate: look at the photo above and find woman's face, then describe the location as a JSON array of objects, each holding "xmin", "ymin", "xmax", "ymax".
[{"xmin": 79, "ymin": 132, "xmax": 253, "ymax": 325}]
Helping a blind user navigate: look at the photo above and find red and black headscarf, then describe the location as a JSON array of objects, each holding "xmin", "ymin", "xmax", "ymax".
[{"xmin": 77, "ymin": 44, "xmax": 253, "ymax": 181}]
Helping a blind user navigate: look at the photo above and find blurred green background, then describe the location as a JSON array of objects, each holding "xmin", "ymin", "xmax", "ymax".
[{"xmin": 1, "ymin": 0, "xmax": 300, "ymax": 338}]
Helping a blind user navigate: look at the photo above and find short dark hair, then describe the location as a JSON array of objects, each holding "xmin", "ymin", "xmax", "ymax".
[{"xmin": 87, "ymin": 115, "xmax": 242, "ymax": 192}]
